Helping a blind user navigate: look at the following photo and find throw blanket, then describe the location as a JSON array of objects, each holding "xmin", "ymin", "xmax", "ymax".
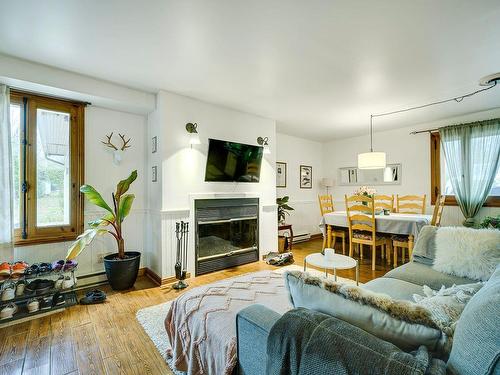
[
  {"xmin": 412, "ymin": 225, "xmax": 437, "ymax": 265},
  {"xmin": 267, "ymin": 308, "xmax": 447, "ymax": 375},
  {"xmin": 165, "ymin": 270, "xmax": 291, "ymax": 375}
]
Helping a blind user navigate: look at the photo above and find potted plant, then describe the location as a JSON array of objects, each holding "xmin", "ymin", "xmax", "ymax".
[
  {"xmin": 65, "ymin": 170, "xmax": 140, "ymax": 290},
  {"xmin": 479, "ymin": 215, "xmax": 500, "ymax": 230},
  {"xmin": 277, "ymin": 196, "xmax": 294, "ymax": 225}
]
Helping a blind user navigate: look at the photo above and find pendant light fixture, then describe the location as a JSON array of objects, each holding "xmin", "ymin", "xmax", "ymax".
[{"xmin": 358, "ymin": 115, "xmax": 386, "ymax": 169}]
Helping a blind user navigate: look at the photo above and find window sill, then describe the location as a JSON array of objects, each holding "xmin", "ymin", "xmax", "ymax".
[
  {"xmin": 14, "ymin": 233, "xmax": 79, "ymax": 247},
  {"xmin": 439, "ymin": 195, "xmax": 500, "ymax": 208}
]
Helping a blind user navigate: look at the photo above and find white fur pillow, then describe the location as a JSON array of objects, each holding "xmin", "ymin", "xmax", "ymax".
[{"xmin": 433, "ymin": 227, "xmax": 500, "ymax": 281}]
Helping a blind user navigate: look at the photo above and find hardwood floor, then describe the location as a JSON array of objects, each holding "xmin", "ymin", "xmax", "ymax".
[{"xmin": 0, "ymin": 238, "xmax": 392, "ymax": 375}]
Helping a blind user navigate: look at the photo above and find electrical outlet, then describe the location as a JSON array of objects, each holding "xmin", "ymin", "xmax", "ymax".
[{"xmin": 97, "ymin": 254, "xmax": 106, "ymax": 264}]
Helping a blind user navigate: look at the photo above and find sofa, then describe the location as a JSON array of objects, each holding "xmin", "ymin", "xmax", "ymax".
[{"xmin": 236, "ymin": 259, "xmax": 500, "ymax": 374}]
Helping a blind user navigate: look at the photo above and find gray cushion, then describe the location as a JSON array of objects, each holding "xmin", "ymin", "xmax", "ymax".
[
  {"xmin": 411, "ymin": 225, "xmax": 437, "ymax": 266},
  {"xmin": 364, "ymin": 277, "xmax": 425, "ymax": 301},
  {"xmin": 384, "ymin": 262, "xmax": 475, "ymax": 290},
  {"xmin": 237, "ymin": 304, "xmax": 281, "ymax": 375},
  {"xmin": 284, "ymin": 271, "xmax": 446, "ymax": 353},
  {"xmin": 447, "ymin": 266, "xmax": 500, "ymax": 375}
]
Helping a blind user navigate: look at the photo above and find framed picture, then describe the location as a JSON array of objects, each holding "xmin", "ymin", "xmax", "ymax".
[
  {"xmin": 276, "ymin": 162, "xmax": 287, "ymax": 188},
  {"xmin": 152, "ymin": 136, "xmax": 157, "ymax": 153},
  {"xmin": 300, "ymin": 165, "xmax": 312, "ymax": 189},
  {"xmin": 152, "ymin": 166, "xmax": 157, "ymax": 182}
]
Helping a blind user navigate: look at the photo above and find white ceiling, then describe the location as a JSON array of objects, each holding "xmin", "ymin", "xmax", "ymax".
[{"xmin": 1, "ymin": 0, "xmax": 500, "ymax": 140}]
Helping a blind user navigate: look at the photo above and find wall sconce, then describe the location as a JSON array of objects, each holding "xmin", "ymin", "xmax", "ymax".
[
  {"xmin": 257, "ymin": 136, "xmax": 271, "ymax": 154},
  {"xmin": 186, "ymin": 123, "xmax": 201, "ymax": 146}
]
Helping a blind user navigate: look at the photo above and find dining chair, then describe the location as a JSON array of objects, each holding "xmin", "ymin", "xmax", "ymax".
[
  {"xmin": 374, "ymin": 194, "xmax": 394, "ymax": 212},
  {"xmin": 396, "ymin": 194, "xmax": 426, "ymax": 214},
  {"xmin": 345, "ymin": 195, "xmax": 391, "ymax": 271},
  {"xmin": 392, "ymin": 194, "xmax": 443, "ymax": 267},
  {"xmin": 431, "ymin": 194, "xmax": 446, "ymax": 226},
  {"xmin": 318, "ymin": 195, "xmax": 347, "ymax": 254}
]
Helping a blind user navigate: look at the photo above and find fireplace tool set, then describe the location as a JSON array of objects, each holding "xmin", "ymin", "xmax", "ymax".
[{"xmin": 173, "ymin": 221, "xmax": 189, "ymax": 290}]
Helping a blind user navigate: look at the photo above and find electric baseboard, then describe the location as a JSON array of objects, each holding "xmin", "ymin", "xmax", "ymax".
[{"xmin": 292, "ymin": 231, "xmax": 311, "ymax": 243}]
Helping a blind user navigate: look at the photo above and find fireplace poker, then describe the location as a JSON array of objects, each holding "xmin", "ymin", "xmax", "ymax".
[{"xmin": 173, "ymin": 221, "xmax": 188, "ymax": 289}]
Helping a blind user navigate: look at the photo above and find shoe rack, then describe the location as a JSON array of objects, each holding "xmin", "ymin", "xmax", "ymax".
[{"xmin": 0, "ymin": 268, "xmax": 78, "ymax": 325}]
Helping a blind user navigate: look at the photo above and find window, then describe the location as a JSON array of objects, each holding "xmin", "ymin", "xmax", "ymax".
[
  {"xmin": 430, "ymin": 132, "xmax": 500, "ymax": 207},
  {"xmin": 10, "ymin": 91, "xmax": 85, "ymax": 245}
]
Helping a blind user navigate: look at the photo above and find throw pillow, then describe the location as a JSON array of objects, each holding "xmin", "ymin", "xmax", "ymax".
[
  {"xmin": 284, "ymin": 270, "xmax": 449, "ymax": 356},
  {"xmin": 411, "ymin": 225, "xmax": 437, "ymax": 265},
  {"xmin": 433, "ymin": 227, "xmax": 500, "ymax": 281}
]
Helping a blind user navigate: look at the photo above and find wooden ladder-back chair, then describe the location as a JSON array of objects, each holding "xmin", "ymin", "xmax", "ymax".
[
  {"xmin": 345, "ymin": 195, "xmax": 391, "ymax": 270},
  {"xmin": 392, "ymin": 194, "xmax": 440, "ymax": 267},
  {"xmin": 431, "ymin": 194, "xmax": 446, "ymax": 226},
  {"xmin": 396, "ymin": 194, "xmax": 426, "ymax": 214},
  {"xmin": 318, "ymin": 195, "xmax": 347, "ymax": 254},
  {"xmin": 374, "ymin": 194, "xmax": 394, "ymax": 213}
]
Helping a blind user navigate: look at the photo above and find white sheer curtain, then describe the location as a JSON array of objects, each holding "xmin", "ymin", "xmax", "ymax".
[
  {"xmin": 0, "ymin": 85, "xmax": 13, "ymax": 259},
  {"xmin": 440, "ymin": 119, "xmax": 500, "ymax": 226}
]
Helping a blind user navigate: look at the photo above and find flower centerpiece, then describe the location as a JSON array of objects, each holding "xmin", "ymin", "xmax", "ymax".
[{"xmin": 353, "ymin": 186, "xmax": 376, "ymax": 205}]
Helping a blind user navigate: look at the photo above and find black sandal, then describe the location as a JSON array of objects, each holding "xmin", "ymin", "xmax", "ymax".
[{"xmin": 79, "ymin": 289, "xmax": 106, "ymax": 305}]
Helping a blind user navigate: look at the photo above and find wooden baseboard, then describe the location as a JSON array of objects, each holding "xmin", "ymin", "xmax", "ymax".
[
  {"xmin": 310, "ymin": 233, "xmax": 323, "ymax": 240},
  {"xmin": 144, "ymin": 267, "xmax": 191, "ymax": 286}
]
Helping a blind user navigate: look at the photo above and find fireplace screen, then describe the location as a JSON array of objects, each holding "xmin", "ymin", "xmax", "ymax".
[
  {"xmin": 198, "ymin": 217, "xmax": 257, "ymax": 259},
  {"xmin": 195, "ymin": 198, "xmax": 259, "ymax": 275}
]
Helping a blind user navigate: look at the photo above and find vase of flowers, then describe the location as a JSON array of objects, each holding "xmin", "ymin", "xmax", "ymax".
[{"xmin": 353, "ymin": 186, "xmax": 376, "ymax": 205}]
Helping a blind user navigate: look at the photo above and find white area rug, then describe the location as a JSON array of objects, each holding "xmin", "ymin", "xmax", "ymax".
[{"xmin": 135, "ymin": 265, "xmax": 360, "ymax": 373}]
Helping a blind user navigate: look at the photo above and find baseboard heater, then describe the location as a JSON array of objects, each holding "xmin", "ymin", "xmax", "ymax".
[{"xmin": 292, "ymin": 231, "xmax": 311, "ymax": 244}]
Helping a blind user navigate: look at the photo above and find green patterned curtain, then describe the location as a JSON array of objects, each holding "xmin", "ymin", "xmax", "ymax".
[{"xmin": 439, "ymin": 119, "xmax": 500, "ymax": 226}]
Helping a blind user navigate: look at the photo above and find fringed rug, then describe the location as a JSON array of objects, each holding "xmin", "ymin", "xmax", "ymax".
[{"xmin": 135, "ymin": 265, "xmax": 360, "ymax": 374}]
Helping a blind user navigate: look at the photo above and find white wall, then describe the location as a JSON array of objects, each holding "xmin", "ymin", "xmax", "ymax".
[
  {"xmin": 276, "ymin": 132, "xmax": 324, "ymax": 235},
  {"xmin": 323, "ymin": 108, "xmax": 500, "ymax": 226},
  {"xmin": 0, "ymin": 54, "xmax": 155, "ymax": 115},
  {"xmin": 14, "ymin": 106, "xmax": 147, "ymax": 278},
  {"xmin": 147, "ymin": 91, "xmax": 277, "ymax": 278}
]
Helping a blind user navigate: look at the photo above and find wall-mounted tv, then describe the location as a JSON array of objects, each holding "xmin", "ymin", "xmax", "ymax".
[{"xmin": 205, "ymin": 139, "xmax": 263, "ymax": 182}]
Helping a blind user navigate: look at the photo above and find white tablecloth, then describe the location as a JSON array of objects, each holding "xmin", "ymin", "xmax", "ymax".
[{"xmin": 319, "ymin": 211, "xmax": 432, "ymax": 238}]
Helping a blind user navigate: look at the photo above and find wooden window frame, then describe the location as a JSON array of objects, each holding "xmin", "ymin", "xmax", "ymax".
[
  {"xmin": 11, "ymin": 90, "xmax": 85, "ymax": 246},
  {"xmin": 430, "ymin": 132, "xmax": 500, "ymax": 207}
]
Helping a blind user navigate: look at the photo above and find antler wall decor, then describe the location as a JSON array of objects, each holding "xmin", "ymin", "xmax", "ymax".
[
  {"xmin": 101, "ymin": 132, "xmax": 132, "ymax": 151},
  {"xmin": 102, "ymin": 132, "xmax": 132, "ymax": 165}
]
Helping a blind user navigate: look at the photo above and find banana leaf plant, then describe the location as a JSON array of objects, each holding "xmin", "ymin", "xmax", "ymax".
[
  {"xmin": 277, "ymin": 196, "xmax": 294, "ymax": 224},
  {"xmin": 66, "ymin": 170, "xmax": 138, "ymax": 261}
]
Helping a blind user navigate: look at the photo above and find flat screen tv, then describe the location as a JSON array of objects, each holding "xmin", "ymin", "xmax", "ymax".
[{"xmin": 205, "ymin": 139, "xmax": 263, "ymax": 182}]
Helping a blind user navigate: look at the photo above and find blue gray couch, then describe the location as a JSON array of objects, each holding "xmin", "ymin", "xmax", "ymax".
[{"xmin": 236, "ymin": 262, "xmax": 500, "ymax": 374}]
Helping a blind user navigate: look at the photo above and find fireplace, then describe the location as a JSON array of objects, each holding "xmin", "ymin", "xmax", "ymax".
[{"xmin": 195, "ymin": 198, "xmax": 259, "ymax": 275}]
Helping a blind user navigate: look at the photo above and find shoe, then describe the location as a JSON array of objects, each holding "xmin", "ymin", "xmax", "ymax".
[
  {"xmin": 0, "ymin": 303, "xmax": 18, "ymax": 319},
  {"xmin": 27, "ymin": 298, "xmax": 40, "ymax": 313},
  {"xmin": 39, "ymin": 297, "xmax": 52, "ymax": 310},
  {"xmin": 54, "ymin": 275, "xmax": 64, "ymax": 290},
  {"xmin": 79, "ymin": 289, "xmax": 106, "ymax": 305},
  {"xmin": 25, "ymin": 279, "xmax": 55, "ymax": 295},
  {"xmin": 52, "ymin": 260, "xmax": 65, "ymax": 272},
  {"xmin": 62, "ymin": 276, "xmax": 75, "ymax": 290},
  {"xmin": 15, "ymin": 280, "xmax": 26, "ymax": 296},
  {"xmin": 1, "ymin": 282, "xmax": 15, "ymax": 301},
  {"xmin": 52, "ymin": 292, "xmax": 65, "ymax": 307},
  {"xmin": 38, "ymin": 263, "xmax": 52, "ymax": 274},
  {"xmin": 0, "ymin": 262, "xmax": 11, "ymax": 279},
  {"xmin": 11, "ymin": 261, "xmax": 28, "ymax": 277},
  {"xmin": 24, "ymin": 264, "xmax": 39, "ymax": 276},
  {"xmin": 63, "ymin": 260, "xmax": 77, "ymax": 271}
]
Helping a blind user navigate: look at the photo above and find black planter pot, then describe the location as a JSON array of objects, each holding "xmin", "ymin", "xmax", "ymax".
[{"xmin": 103, "ymin": 251, "xmax": 141, "ymax": 291}]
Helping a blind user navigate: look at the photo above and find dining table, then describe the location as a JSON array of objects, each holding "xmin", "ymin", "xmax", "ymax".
[{"xmin": 319, "ymin": 211, "xmax": 433, "ymax": 258}]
